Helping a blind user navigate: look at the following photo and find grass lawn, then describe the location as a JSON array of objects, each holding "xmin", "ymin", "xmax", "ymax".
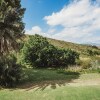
[{"xmin": 0, "ymin": 69, "xmax": 100, "ymax": 100}]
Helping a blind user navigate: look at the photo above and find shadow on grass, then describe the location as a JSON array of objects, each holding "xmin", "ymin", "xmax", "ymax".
[{"xmin": 15, "ymin": 68, "xmax": 80, "ymax": 91}]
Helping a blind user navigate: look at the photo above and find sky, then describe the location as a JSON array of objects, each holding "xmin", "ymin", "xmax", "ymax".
[{"xmin": 21, "ymin": 0, "xmax": 100, "ymax": 44}]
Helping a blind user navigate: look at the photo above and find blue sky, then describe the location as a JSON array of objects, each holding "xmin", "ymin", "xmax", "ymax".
[
  {"xmin": 21, "ymin": 0, "xmax": 100, "ymax": 44},
  {"xmin": 21, "ymin": 0, "xmax": 69, "ymax": 30}
]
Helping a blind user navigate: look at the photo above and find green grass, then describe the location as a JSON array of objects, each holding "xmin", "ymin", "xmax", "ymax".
[
  {"xmin": 0, "ymin": 69, "xmax": 100, "ymax": 100},
  {"xmin": 21, "ymin": 68, "xmax": 80, "ymax": 83},
  {"xmin": 0, "ymin": 84, "xmax": 100, "ymax": 100}
]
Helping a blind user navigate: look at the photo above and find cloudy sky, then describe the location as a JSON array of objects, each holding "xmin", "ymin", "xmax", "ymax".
[{"xmin": 21, "ymin": 0, "xmax": 100, "ymax": 44}]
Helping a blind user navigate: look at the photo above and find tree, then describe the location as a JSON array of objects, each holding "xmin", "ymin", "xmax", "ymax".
[
  {"xmin": 0, "ymin": 0, "xmax": 25, "ymax": 55},
  {"xmin": 22, "ymin": 35, "xmax": 79, "ymax": 68},
  {"xmin": 0, "ymin": 0, "xmax": 25, "ymax": 87},
  {"xmin": 0, "ymin": 54, "xmax": 22, "ymax": 87}
]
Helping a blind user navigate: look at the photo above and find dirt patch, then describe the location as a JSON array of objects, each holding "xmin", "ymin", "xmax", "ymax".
[{"xmin": 68, "ymin": 78, "xmax": 100, "ymax": 86}]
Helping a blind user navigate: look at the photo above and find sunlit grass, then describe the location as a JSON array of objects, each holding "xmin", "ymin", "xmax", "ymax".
[{"xmin": 0, "ymin": 69, "xmax": 100, "ymax": 100}]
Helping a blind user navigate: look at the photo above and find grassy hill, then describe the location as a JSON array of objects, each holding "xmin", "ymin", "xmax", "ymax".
[
  {"xmin": 48, "ymin": 38, "xmax": 99, "ymax": 54},
  {"xmin": 23, "ymin": 35, "xmax": 100, "ymax": 57}
]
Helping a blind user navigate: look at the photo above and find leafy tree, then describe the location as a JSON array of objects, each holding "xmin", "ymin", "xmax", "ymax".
[
  {"xmin": 0, "ymin": 54, "xmax": 22, "ymax": 87},
  {"xmin": 0, "ymin": 0, "xmax": 25, "ymax": 87},
  {"xmin": 0, "ymin": 0, "xmax": 25, "ymax": 55},
  {"xmin": 22, "ymin": 35, "xmax": 79, "ymax": 68}
]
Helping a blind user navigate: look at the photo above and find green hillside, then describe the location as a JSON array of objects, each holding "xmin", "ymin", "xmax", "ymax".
[
  {"xmin": 48, "ymin": 38, "xmax": 100, "ymax": 56},
  {"xmin": 24, "ymin": 35, "xmax": 100, "ymax": 57}
]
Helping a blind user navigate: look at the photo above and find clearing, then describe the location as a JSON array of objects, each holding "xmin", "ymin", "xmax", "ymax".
[{"xmin": 0, "ymin": 69, "xmax": 100, "ymax": 100}]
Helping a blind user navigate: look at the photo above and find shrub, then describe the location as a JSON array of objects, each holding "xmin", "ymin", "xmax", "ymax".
[
  {"xmin": 77, "ymin": 59, "xmax": 92, "ymax": 69},
  {"xmin": 81, "ymin": 60, "xmax": 92, "ymax": 69},
  {"xmin": 86, "ymin": 49, "xmax": 100, "ymax": 56},
  {"xmin": 0, "ymin": 55, "xmax": 22, "ymax": 87},
  {"xmin": 22, "ymin": 34, "xmax": 79, "ymax": 68},
  {"xmin": 76, "ymin": 59, "xmax": 83, "ymax": 66}
]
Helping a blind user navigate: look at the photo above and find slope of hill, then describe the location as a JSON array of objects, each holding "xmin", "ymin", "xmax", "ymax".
[
  {"xmin": 83, "ymin": 42, "xmax": 100, "ymax": 47},
  {"xmin": 48, "ymin": 38, "xmax": 100, "ymax": 55},
  {"xmin": 24, "ymin": 35, "xmax": 100, "ymax": 56}
]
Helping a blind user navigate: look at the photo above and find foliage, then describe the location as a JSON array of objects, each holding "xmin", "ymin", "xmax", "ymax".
[
  {"xmin": 47, "ymin": 38, "xmax": 100, "ymax": 57},
  {"xmin": 0, "ymin": 55, "xmax": 22, "ymax": 87},
  {"xmin": 0, "ymin": 0, "xmax": 25, "ymax": 55},
  {"xmin": 22, "ymin": 34, "xmax": 79, "ymax": 68},
  {"xmin": 86, "ymin": 49, "xmax": 100, "ymax": 56},
  {"xmin": 0, "ymin": 0, "xmax": 25, "ymax": 87},
  {"xmin": 76, "ymin": 59, "xmax": 92, "ymax": 69}
]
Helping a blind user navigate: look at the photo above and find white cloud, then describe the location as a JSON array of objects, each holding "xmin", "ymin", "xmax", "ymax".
[
  {"xmin": 97, "ymin": 0, "xmax": 100, "ymax": 4},
  {"xmin": 44, "ymin": 0, "xmax": 94, "ymax": 27},
  {"xmin": 25, "ymin": 0, "xmax": 100, "ymax": 44},
  {"xmin": 26, "ymin": 26, "xmax": 42, "ymax": 35},
  {"xmin": 44, "ymin": 0, "xmax": 100, "ymax": 43},
  {"xmin": 25, "ymin": 26, "xmax": 51, "ymax": 37},
  {"xmin": 47, "ymin": 28, "xmax": 57, "ymax": 34}
]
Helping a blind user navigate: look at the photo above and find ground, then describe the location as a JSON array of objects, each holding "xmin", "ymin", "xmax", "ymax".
[{"xmin": 0, "ymin": 69, "xmax": 100, "ymax": 100}]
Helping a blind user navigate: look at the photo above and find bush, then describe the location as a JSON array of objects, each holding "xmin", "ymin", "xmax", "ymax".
[
  {"xmin": 81, "ymin": 60, "xmax": 92, "ymax": 69},
  {"xmin": 22, "ymin": 34, "xmax": 79, "ymax": 68},
  {"xmin": 76, "ymin": 59, "xmax": 92, "ymax": 69},
  {"xmin": 86, "ymin": 49, "xmax": 100, "ymax": 56},
  {"xmin": 0, "ymin": 55, "xmax": 22, "ymax": 87}
]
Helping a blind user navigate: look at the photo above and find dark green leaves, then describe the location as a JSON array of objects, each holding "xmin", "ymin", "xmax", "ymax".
[
  {"xmin": 22, "ymin": 35, "xmax": 79, "ymax": 68},
  {"xmin": 0, "ymin": 0, "xmax": 25, "ymax": 55}
]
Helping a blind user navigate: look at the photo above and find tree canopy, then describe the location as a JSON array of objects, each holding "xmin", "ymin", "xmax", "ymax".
[
  {"xmin": 0, "ymin": 0, "xmax": 25, "ymax": 87},
  {"xmin": 0, "ymin": 0, "xmax": 25, "ymax": 55},
  {"xmin": 22, "ymin": 34, "xmax": 79, "ymax": 68}
]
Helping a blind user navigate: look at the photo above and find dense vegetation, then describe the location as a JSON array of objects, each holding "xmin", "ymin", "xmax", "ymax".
[
  {"xmin": 0, "ymin": 0, "xmax": 25, "ymax": 87},
  {"xmin": 22, "ymin": 35, "xmax": 79, "ymax": 68},
  {"xmin": 0, "ymin": 0, "xmax": 25, "ymax": 54},
  {"xmin": 20, "ymin": 35, "xmax": 100, "ymax": 69},
  {"xmin": 48, "ymin": 38, "xmax": 100, "ymax": 56},
  {"xmin": 0, "ymin": 55, "xmax": 22, "ymax": 87},
  {"xmin": 24, "ymin": 35, "xmax": 100, "ymax": 57}
]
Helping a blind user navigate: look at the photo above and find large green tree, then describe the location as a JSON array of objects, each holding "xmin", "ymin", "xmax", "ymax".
[
  {"xmin": 22, "ymin": 35, "xmax": 79, "ymax": 68},
  {"xmin": 0, "ymin": 0, "xmax": 25, "ymax": 55},
  {"xmin": 0, "ymin": 0, "xmax": 25, "ymax": 87}
]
